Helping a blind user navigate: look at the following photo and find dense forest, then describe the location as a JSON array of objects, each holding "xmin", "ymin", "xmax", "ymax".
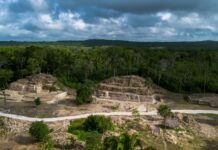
[{"xmin": 0, "ymin": 40, "xmax": 218, "ymax": 94}]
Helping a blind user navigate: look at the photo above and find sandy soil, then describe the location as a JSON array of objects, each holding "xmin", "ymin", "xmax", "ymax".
[{"xmin": 0, "ymin": 98, "xmax": 155, "ymax": 118}]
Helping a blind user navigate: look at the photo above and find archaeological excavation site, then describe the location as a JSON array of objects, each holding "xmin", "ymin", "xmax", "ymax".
[
  {"xmin": 0, "ymin": 73, "xmax": 74, "ymax": 104},
  {"xmin": 95, "ymin": 75, "xmax": 156, "ymax": 103}
]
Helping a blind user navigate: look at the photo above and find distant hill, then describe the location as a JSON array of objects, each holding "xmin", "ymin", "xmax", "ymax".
[{"xmin": 1, "ymin": 39, "xmax": 218, "ymax": 50}]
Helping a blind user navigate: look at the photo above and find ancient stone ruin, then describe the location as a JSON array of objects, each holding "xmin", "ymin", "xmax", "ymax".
[
  {"xmin": 8, "ymin": 73, "xmax": 56, "ymax": 93},
  {"xmin": 0, "ymin": 73, "xmax": 72, "ymax": 104},
  {"xmin": 95, "ymin": 75, "xmax": 157, "ymax": 103},
  {"xmin": 187, "ymin": 94, "xmax": 218, "ymax": 107}
]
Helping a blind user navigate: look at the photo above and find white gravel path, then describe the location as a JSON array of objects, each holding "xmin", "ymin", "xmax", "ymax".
[{"xmin": 0, "ymin": 109, "xmax": 217, "ymax": 122}]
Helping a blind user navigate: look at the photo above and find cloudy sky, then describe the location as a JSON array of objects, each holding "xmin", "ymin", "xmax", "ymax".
[{"xmin": 0, "ymin": 0, "xmax": 218, "ymax": 41}]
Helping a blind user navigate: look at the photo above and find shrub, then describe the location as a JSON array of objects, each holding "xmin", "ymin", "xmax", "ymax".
[
  {"xmin": 103, "ymin": 136, "xmax": 118, "ymax": 150},
  {"xmin": 68, "ymin": 119, "xmax": 93, "ymax": 141},
  {"xmin": 41, "ymin": 136, "xmax": 54, "ymax": 150},
  {"xmin": 34, "ymin": 97, "xmax": 41, "ymax": 106},
  {"xmin": 132, "ymin": 109, "xmax": 140, "ymax": 121},
  {"xmin": 49, "ymin": 85, "xmax": 57, "ymax": 92},
  {"xmin": 83, "ymin": 115, "xmax": 113, "ymax": 133},
  {"xmin": 68, "ymin": 119, "xmax": 84, "ymax": 133},
  {"xmin": 154, "ymin": 95, "xmax": 161, "ymax": 101},
  {"xmin": 0, "ymin": 118, "xmax": 6, "ymax": 135},
  {"xmin": 158, "ymin": 104, "xmax": 172, "ymax": 119},
  {"xmin": 29, "ymin": 122, "xmax": 50, "ymax": 142},
  {"xmin": 103, "ymin": 133, "xmax": 142, "ymax": 150},
  {"xmin": 158, "ymin": 104, "xmax": 173, "ymax": 129},
  {"xmin": 86, "ymin": 132, "xmax": 102, "ymax": 150},
  {"xmin": 183, "ymin": 95, "xmax": 190, "ymax": 102},
  {"xmin": 76, "ymin": 84, "xmax": 93, "ymax": 104}
]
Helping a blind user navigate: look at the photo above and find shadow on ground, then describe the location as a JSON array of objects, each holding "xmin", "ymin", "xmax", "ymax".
[
  {"xmin": 201, "ymin": 139, "xmax": 218, "ymax": 150},
  {"xmin": 14, "ymin": 135, "xmax": 36, "ymax": 145}
]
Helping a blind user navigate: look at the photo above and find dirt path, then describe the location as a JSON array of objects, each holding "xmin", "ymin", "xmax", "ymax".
[{"xmin": 0, "ymin": 109, "xmax": 218, "ymax": 122}]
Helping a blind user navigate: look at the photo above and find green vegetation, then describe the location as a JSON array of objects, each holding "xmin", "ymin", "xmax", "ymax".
[
  {"xmin": 49, "ymin": 85, "xmax": 57, "ymax": 92},
  {"xmin": 0, "ymin": 118, "xmax": 6, "ymax": 136},
  {"xmin": 0, "ymin": 69, "xmax": 13, "ymax": 105},
  {"xmin": 0, "ymin": 43, "xmax": 218, "ymax": 96},
  {"xmin": 41, "ymin": 136, "xmax": 54, "ymax": 150},
  {"xmin": 103, "ymin": 133, "xmax": 142, "ymax": 150},
  {"xmin": 158, "ymin": 104, "xmax": 173, "ymax": 129},
  {"xmin": 132, "ymin": 109, "xmax": 140, "ymax": 121},
  {"xmin": 183, "ymin": 95, "xmax": 190, "ymax": 102},
  {"xmin": 29, "ymin": 121, "xmax": 51, "ymax": 142},
  {"xmin": 0, "ymin": 41, "xmax": 218, "ymax": 150},
  {"xmin": 68, "ymin": 116, "xmax": 113, "ymax": 149},
  {"xmin": 83, "ymin": 115, "xmax": 113, "ymax": 133},
  {"xmin": 76, "ymin": 84, "xmax": 93, "ymax": 104},
  {"xmin": 86, "ymin": 132, "xmax": 103, "ymax": 150},
  {"xmin": 175, "ymin": 128, "xmax": 186, "ymax": 133},
  {"xmin": 34, "ymin": 97, "xmax": 41, "ymax": 106},
  {"xmin": 158, "ymin": 105, "xmax": 172, "ymax": 119},
  {"xmin": 68, "ymin": 115, "xmax": 113, "ymax": 136}
]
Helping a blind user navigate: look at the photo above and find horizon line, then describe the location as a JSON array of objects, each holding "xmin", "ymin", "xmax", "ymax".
[{"xmin": 0, "ymin": 39, "xmax": 217, "ymax": 43}]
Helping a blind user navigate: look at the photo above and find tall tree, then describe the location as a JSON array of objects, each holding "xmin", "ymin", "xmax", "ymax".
[{"xmin": 0, "ymin": 69, "xmax": 13, "ymax": 105}]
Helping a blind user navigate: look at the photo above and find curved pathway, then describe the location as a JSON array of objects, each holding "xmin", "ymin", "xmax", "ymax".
[{"xmin": 0, "ymin": 110, "xmax": 217, "ymax": 122}]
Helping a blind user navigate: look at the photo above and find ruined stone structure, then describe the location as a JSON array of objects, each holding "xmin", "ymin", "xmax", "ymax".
[
  {"xmin": 95, "ymin": 75, "xmax": 157, "ymax": 103},
  {"xmin": 9, "ymin": 73, "xmax": 57, "ymax": 93},
  {"xmin": 188, "ymin": 94, "xmax": 218, "ymax": 107},
  {"xmin": 0, "ymin": 73, "xmax": 72, "ymax": 104}
]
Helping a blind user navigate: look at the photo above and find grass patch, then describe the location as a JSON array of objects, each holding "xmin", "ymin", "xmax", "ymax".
[
  {"xmin": 68, "ymin": 118, "xmax": 104, "ymax": 149},
  {"xmin": 86, "ymin": 132, "xmax": 103, "ymax": 150},
  {"xmin": 175, "ymin": 128, "xmax": 186, "ymax": 133},
  {"xmin": 188, "ymin": 135, "xmax": 202, "ymax": 145},
  {"xmin": 71, "ymin": 130, "xmax": 98, "ymax": 141},
  {"xmin": 68, "ymin": 119, "xmax": 85, "ymax": 131},
  {"xmin": 68, "ymin": 119, "xmax": 89, "ymax": 141},
  {"xmin": 68, "ymin": 115, "xmax": 114, "ymax": 150},
  {"xmin": 199, "ymin": 113, "xmax": 218, "ymax": 118},
  {"xmin": 0, "ymin": 117, "xmax": 6, "ymax": 136}
]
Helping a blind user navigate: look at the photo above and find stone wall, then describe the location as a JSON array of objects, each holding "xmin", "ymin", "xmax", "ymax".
[
  {"xmin": 47, "ymin": 92, "xmax": 68, "ymax": 104},
  {"xmin": 95, "ymin": 75, "xmax": 157, "ymax": 103},
  {"xmin": 8, "ymin": 73, "xmax": 57, "ymax": 93},
  {"xmin": 0, "ymin": 117, "xmax": 31, "ymax": 134},
  {"xmin": 0, "ymin": 90, "xmax": 23, "ymax": 102},
  {"xmin": 0, "ymin": 116, "xmax": 71, "ymax": 134},
  {"xmin": 95, "ymin": 90, "xmax": 153, "ymax": 102},
  {"xmin": 188, "ymin": 96, "xmax": 218, "ymax": 107},
  {"xmin": 1, "ymin": 73, "xmax": 72, "ymax": 104},
  {"xmin": 102, "ymin": 75, "xmax": 146, "ymax": 87},
  {"xmin": 98, "ymin": 84, "xmax": 152, "ymax": 95}
]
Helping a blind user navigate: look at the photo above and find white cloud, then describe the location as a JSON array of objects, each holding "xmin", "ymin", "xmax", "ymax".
[
  {"xmin": 59, "ymin": 12, "xmax": 88, "ymax": 31},
  {"xmin": 180, "ymin": 13, "xmax": 216, "ymax": 31},
  {"xmin": 157, "ymin": 12, "xmax": 173, "ymax": 21},
  {"xmin": 150, "ymin": 27, "xmax": 176, "ymax": 36},
  {"xmin": 38, "ymin": 13, "xmax": 63, "ymax": 30},
  {"xmin": 73, "ymin": 20, "xmax": 87, "ymax": 30},
  {"xmin": 0, "ymin": 8, "xmax": 8, "ymax": 19},
  {"xmin": 29, "ymin": 0, "xmax": 48, "ymax": 12},
  {"xmin": 1, "ymin": 0, "xmax": 218, "ymax": 41}
]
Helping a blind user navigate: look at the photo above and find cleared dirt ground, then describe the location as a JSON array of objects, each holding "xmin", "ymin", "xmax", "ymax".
[{"xmin": 0, "ymin": 98, "xmax": 155, "ymax": 118}]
